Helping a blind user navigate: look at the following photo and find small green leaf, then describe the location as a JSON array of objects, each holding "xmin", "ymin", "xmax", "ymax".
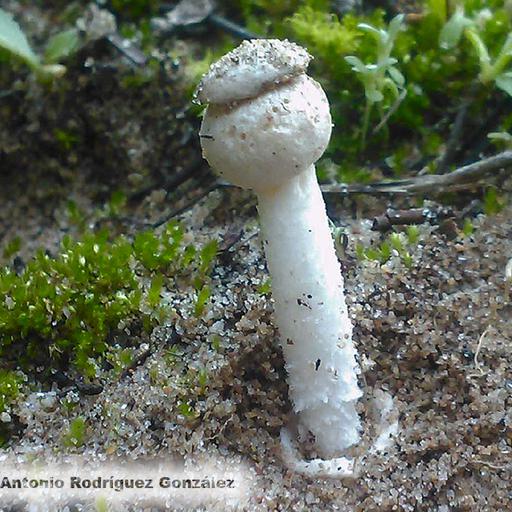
[
  {"xmin": 387, "ymin": 14, "xmax": 405, "ymax": 41},
  {"xmin": 402, "ymin": 252, "xmax": 413, "ymax": 269},
  {"xmin": 0, "ymin": 8, "xmax": 39, "ymax": 68},
  {"xmin": 366, "ymin": 88, "xmax": 383, "ymax": 103},
  {"xmin": 257, "ymin": 278, "xmax": 272, "ymax": 295},
  {"xmin": 198, "ymin": 240, "xmax": 218, "ymax": 274},
  {"xmin": 178, "ymin": 402, "xmax": 198, "ymax": 419},
  {"xmin": 406, "ymin": 226, "xmax": 420, "ymax": 245},
  {"xmin": 390, "ymin": 233, "xmax": 404, "ymax": 253},
  {"xmin": 148, "ymin": 274, "xmax": 164, "ymax": 308},
  {"xmin": 357, "ymin": 23, "xmax": 382, "ymax": 40},
  {"xmin": 3, "ymin": 237, "xmax": 21, "ymax": 259},
  {"xmin": 462, "ymin": 218, "xmax": 474, "ymax": 237},
  {"xmin": 108, "ymin": 190, "xmax": 127, "ymax": 216},
  {"xmin": 194, "ymin": 285, "xmax": 211, "ymax": 317},
  {"xmin": 495, "ymin": 73, "xmax": 512, "ymax": 96},
  {"xmin": 197, "ymin": 368, "xmax": 208, "ymax": 389},
  {"xmin": 483, "ymin": 187, "xmax": 504, "ymax": 215},
  {"xmin": 439, "ymin": 8, "xmax": 470, "ymax": 50},
  {"xmin": 63, "ymin": 417, "xmax": 87, "ymax": 447},
  {"xmin": 44, "ymin": 28, "xmax": 79, "ymax": 64},
  {"xmin": 344, "ymin": 55, "xmax": 367, "ymax": 72},
  {"xmin": 388, "ymin": 66, "xmax": 405, "ymax": 87}
]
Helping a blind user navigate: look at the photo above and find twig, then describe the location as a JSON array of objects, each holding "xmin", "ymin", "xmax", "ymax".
[
  {"xmin": 106, "ymin": 33, "xmax": 147, "ymax": 66},
  {"xmin": 471, "ymin": 458, "xmax": 511, "ymax": 470},
  {"xmin": 372, "ymin": 89, "xmax": 407, "ymax": 134},
  {"xmin": 437, "ymin": 81, "xmax": 480, "ymax": 173},
  {"xmin": 152, "ymin": 181, "xmax": 218, "ymax": 228},
  {"xmin": 320, "ymin": 151, "xmax": 512, "ymax": 196},
  {"xmin": 119, "ymin": 346, "xmax": 152, "ymax": 380},
  {"xmin": 473, "ymin": 327, "xmax": 489, "ymax": 374},
  {"xmin": 371, "ymin": 206, "xmax": 455, "ymax": 231},
  {"xmin": 467, "ymin": 327, "xmax": 490, "ymax": 379},
  {"xmin": 207, "ymin": 14, "xmax": 260, "ymax": 39},
  {"xmin": 128, "ymin": 159, "xmax": 205, "ymax": 203}
]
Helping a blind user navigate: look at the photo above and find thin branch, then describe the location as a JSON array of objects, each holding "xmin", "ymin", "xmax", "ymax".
[
  {"xmin": 106, "ymin": 33, "xmax": 147, "ymax": 66},
  {"xmin": 373, "ymin": 89, "xmax": 407, "ymax": 134},
  {"xmin": 473, "ymin": 327, "xmax": 489, "ymax": 375},
  {"xmin": 437, "ymin": 81, "xmax": 480, "ymax": 173},
  {"xmin": 467, "ymin": 327, "xmax": 491, "ymax": 379},
  {"xmin": 321, "ymin": 151, "xmax": 512, "ymax": 196}
]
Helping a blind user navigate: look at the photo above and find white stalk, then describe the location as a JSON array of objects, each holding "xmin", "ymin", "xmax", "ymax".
[{"xmin": 257, "ymin": 166, "xmax": 361, "ymax": 457}]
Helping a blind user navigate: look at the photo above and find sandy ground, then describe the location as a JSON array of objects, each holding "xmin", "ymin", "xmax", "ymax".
[{"xmin": 0, "ymin": 178, "xmax": 511, "ymax": 511}]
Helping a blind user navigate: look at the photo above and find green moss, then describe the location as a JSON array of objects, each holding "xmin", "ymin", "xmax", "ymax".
[
  {"xmin": 95, "ymin": 497, "xmax": 109, "ymax": 512},
  {"xmin": 194, "ymin": 285, "xmax": 211, "ymax": 317},
  {"xmin": 210, "ymin": 335, "xmax": 221, "ymax": 352},
  {"xmin": 483, "ymin": 187, "xmax": 505, "ymax": 215},
  {"xmin": 0, "ymin": 221, "xmax": 218, "ymax": 412},
  {"xmin": 287, "ymin": 6, "xmax": 359, "ymax": 66},
  {"xmin": 219, "ymin": 1, "xmax": 512, "ymax": 173},
  {"xmin": 0, "ymin": 370, "xmax": 22, "ymax": 414},
  {"xmin": 197, "ymin": 368, "xmax": 208, "ymax": 393},
  {"xmin": 406, "ymin": 225, "xmax": 421, "ymax": 246},
  {"xmin": 177, "ymin": 401, "xmax": 199, "ymax": 420},
  {"xmin": 462, "ymin": 218, "xmax": 475, "ymax": 237},
  {"xmin": 107, "ymin": 347, "xmax": 135, "ymax": 376},
  {"xmin": 257, "ymin": 278, "xmax": 272, "ymax": 295},
  {"xmin": 2, "ymin": 237, "xmax": 21, "ymax": 260},
  {"xmin": 62, "ymin": 416, "xmax": 87, "ymax": 447},
  {"xmin": 357, "ymin": 229, "xmax": 422, "ymax": 267},
  {"xmin": 54, "ymin": 128, "xmax": 79, "ymax": 151}
]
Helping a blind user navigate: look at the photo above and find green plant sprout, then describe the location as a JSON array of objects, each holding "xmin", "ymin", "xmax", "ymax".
[
  {"xmin": 0, "ymin": 370, "xmax": 22, "ymax": 415},
  {"xmin": 440, "ymin": 7, "xmax": 512, "ymax": 95},
  {"xmin": 2, "ymin": 237, "xmax": 21, "ymax": 260},
  {"xmin": 62, "ymin": 417, "xmax": 87, "ymax": 447},
  {"xmin": 0, "ymin": 8, "xmax": 79, "ymax": 80},
  {"xmin": 483, "ymin": 186, "xmax": 505, "ymax": 215},
  {"xmin": 356, "ymin": 227, "xmax": 419, "ymax": 268},
  {"xmin": 95, "ymin": 497, "xmax": 109, "ymax": 512},
  {"xmin": 487, "ymin": 130, "xmax": 512, "ymax": 148},
  {"xmin": 177, "ymin": 401, "xmax": 199, "ymax": 420},
  {"xmin": 345, "ymin": 14, "xmax": 406, "ymax": 149},
  {"xmin": 462, "ymin": 218, "xmax": 475, "ymax": 237}
]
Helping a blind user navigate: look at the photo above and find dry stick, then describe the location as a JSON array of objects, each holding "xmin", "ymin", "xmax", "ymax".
[
  {"xmin": 471, "ymin": 459, "xmax": 511, "ymax": 470},
  {"xmin": 436, "ymin": 81, "xmax": 480, "ymax": 174},
  {"xmin": 473, "ymin": 327, "xmax": 489, "ymax": 375},
  {"xmin": 152, "ymin": 180, "xmax": 217, "ymax": 228},
  {"xmin": 467, "ymin": 327, "xmax": 490, "ymax": 379},
  {"xmin": 321, "ymin": 151, "xmax": 512, "ymax": 196},
  {"xmin": 128, "ymin": 159, "xmax": 204, "ymax": 203},
  {"xmin": 119, "ymin": 327, "xmax": 181, "ymax": 381},
  {"xmin": 372, "ymin": 89, "xmax": 407, "ymax": 135},
  {"xmin": 106, "ymin": 33, "xmax": 147, "ymax": 66}
]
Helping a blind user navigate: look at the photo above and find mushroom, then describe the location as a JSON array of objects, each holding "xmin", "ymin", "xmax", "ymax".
[{"xmin": 196, "ymin": 39, "xmax": 362, "ymax": 459}]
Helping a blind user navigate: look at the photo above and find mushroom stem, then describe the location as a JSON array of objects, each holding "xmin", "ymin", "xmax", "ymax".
[{"xmin": 257, "ymin": 165, "xmax": 361, "ymax": 457}]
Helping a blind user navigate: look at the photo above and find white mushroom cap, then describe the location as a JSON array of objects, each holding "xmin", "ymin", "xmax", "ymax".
[
  {"xmin": 198, "ymin": 62, "xmax": 332, "ymax": 192},
  {"xmin": 196, "ymin": 39, "xmax": 311, "ymax": 104}
]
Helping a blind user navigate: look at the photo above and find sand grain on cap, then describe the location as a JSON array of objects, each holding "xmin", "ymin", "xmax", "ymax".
[{"xmin": 195, "ymin": 39, "xmax": 312, "ymax": 105}]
